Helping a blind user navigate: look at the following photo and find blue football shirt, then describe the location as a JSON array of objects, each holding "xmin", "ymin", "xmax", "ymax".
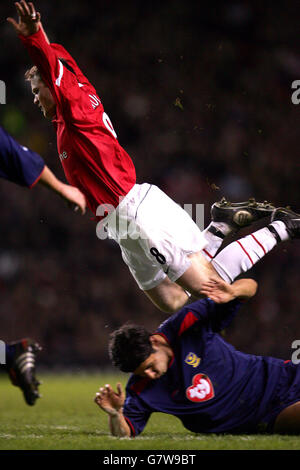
[
  {"xmin": 123, "ymin": 298, "xmax": 299, "ymax": 436},
  {"xmin": 0, "ymin": 126, "xmax": 45, "ymax": 187}
]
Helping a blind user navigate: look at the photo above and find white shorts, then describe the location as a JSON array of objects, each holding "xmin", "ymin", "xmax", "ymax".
[{"xmin": 103, "ymin": 183, "xmax": 207, "ymax": 290}]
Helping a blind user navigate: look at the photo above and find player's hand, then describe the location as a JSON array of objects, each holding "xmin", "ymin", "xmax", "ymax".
[
  {"xmin": 7, "ymin": 1, "xmax": 41, "ymax": 37},
  {"xmin": 200, "ymin": 278, "xmax": 235, "ymax": 303},
  {"xmin": 94, "ymin": 383, "xmax": 125, "ymax": 415},
  {"xmin": 59, "ymin": 184, "xmax": 87, "ymax": 215}
]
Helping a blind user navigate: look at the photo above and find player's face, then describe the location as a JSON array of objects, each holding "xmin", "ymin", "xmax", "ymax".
[
  {"xmin": 134, "ymin": 347, "xmax": 170, "ymax": 380},
  {"xmin": 31, "ymin": 76, "xmax": 56, "ymax": 119}
]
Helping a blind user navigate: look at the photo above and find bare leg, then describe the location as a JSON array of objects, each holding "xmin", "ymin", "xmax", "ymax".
[
  {"xmin": 144, "ymin": 277, "xmax": 190, "ymax": 313},
  {"xmin": 273, "ymin": 401, "xmax": 300, "ymax": 434},
  {"xmin": 144, "ymin": 251, "xmax": 221, "ymax": 312},
  {"xmin": 175, "ymin": 251, "xmax": 220, "ymax": 298}
]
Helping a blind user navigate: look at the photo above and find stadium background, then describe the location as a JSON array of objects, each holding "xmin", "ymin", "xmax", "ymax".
[{"xmin": 0, "ymin": 0, "xmax": 299, "ymax": 369}]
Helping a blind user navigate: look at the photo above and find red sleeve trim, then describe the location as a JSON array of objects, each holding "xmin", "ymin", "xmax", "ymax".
[
  {"xmin": 124, "ymin": 416, "xmax": 136, "ymax": 437},
  {"xmin": 178, "ymin": 311, "xmax": 199, "ymax": 336},
  {"xmin": 29, "ymin": 165, "xmax": 46, "ymax": 189},
  {"xmin": 155, "ymin": 332, "xmax": 170, "ymax": 345}
]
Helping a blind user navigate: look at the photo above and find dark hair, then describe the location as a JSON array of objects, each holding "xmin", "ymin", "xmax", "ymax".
[{"xmin": 109, "ymin": 324, "xmax": 154, "ymax": 372}]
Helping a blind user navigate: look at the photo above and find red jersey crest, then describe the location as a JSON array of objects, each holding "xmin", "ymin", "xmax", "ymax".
[{"xmin": 186, "ymin": 374, "xmax": 214, "ymax": 402}]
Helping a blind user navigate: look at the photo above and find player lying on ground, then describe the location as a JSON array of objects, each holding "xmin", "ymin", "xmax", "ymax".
[
  {"xmin": 8, "ymin": 1, "xmax": 300, "ymax": 312},
  {"xmin": 0, "ymin": 124, "xmax": 86, "ymax": 405},
  {"xmin": 95, "ymin": 277, "xmax": 300, "ymax": 436}
]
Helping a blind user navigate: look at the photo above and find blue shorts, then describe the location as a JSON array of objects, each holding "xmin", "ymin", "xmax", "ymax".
[{"xmin": 258, "ymin": 361, "xmax": 300, "ymax": 433}]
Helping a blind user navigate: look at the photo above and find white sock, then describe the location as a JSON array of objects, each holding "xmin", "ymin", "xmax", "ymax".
[
  {"xmin": 269, "ymin": 220, "xmax": 290, "ymax": 242},
  {"xmin": 211, "ymin": 222, "xmax": 288, "ymax": 283},
  {"xmin": 201, "ymin": 222, "xmax": 233, "ymax": 260}
]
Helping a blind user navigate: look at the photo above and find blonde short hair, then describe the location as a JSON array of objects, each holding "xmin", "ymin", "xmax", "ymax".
[{"xmin": 24, "ymin": 65, "xmax": 42, "ymax": 81}]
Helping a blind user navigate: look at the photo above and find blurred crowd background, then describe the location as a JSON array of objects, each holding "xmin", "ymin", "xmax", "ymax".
[{"xmin": 0, "ymin": 0, "xmax": 299, "ymax": 368}]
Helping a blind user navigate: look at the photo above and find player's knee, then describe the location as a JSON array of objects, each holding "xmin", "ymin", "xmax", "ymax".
[
  {"xmin": 155, "ymin": 300, "xmax": 179, "ymax": 314},
  {"xmin": 145, "ymin": 280, "xmax": 190, "ymax": 313},
  {"xmin": 159, "ymin": 294, "xmax": 189, "ymax": 313},
  {"xmin": 162, "ymin": 304, "xmax": 181, "ymax": 314}
]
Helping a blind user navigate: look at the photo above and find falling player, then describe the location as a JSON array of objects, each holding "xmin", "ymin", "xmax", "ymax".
[{"xmin": 8, "ymin": 1, "xmax": 300, "ymax": 313}]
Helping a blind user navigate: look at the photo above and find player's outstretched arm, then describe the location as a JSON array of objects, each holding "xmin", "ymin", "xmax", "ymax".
[
  {"xmin": 8, "ymin": 1, "xmax": 60, "ymax": 100},
  {"xmin": 7, "ymin": 1, "xmax": 41, "ymax": 37},
  {"xmin": 39, "ymin": 23, "xmax": 50, "ymax": 44},
  {"xmin": 200, "ymin": 278, "xmax": 258, "ymax": 303},
  {"xmin": 38, "ymin": 166, "xmax": 86, "ymax": 215},
  {"xmin": 94, "ymin": 383, "xmax": 131, "ymax": 437}
]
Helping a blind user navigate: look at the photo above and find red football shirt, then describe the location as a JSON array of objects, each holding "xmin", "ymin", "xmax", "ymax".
[{"xmin": 20, "ymin": 28, "xmax": 136, "ymax": 215}]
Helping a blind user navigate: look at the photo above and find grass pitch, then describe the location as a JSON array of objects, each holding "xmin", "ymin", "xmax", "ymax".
[{"xmin": 0, "ymin": 372, "xmax": 300, "ymax": 451}]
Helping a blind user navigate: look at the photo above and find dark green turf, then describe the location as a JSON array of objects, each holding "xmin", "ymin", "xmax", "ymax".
[{"xmin": 1, "ymin": 373, "xmax": 300, "ymax": 450}]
